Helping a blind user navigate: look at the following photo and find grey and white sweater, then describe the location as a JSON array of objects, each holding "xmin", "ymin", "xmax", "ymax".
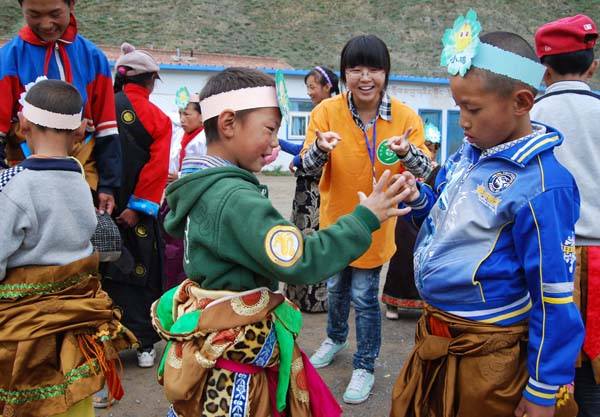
[
  {"xmin": 531, "ymin": 80, "xmax": 600, "ymax": 246},
  {"xmin": 0, "ymin": 158, "xmax": 97, "ymax": 280}
]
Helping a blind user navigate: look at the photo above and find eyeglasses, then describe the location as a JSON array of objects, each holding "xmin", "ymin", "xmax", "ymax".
[{"xmin": 345, "ymin": 68, "xmax": 385, "ymax": 80}]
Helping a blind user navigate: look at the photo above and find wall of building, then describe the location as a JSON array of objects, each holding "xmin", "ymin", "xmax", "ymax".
[{"xmin": 143, "ymin": 65, "xmax": 459, "ymax": 170}]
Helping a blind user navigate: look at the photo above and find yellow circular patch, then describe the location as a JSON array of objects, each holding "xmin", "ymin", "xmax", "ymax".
[
  {"xmin": 121, "ymin": 110, "xmax": 136, "ymax": 124},
  {"xmin": 264, "ymin": 225, "xmax": 303, "ymax": 267},
  {"xmin": 135, "ymin": 224, "xmax": 148, "ymax": 238},
  {"xmin": 134, "ymin": 264, "xmax": 146, "ymax": 277}
]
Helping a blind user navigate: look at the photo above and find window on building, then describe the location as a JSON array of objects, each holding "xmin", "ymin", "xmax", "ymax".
[
  {"xmin": 446, "ymin": 110, "xmax": 464, "ymax": 159},
  {"xmin": 287, "ymin": 100, "xmax": 314, "ymax": 140},
  {"xmin": 289, "ymin": 112, "xmax": 309, "ymax": 140}
]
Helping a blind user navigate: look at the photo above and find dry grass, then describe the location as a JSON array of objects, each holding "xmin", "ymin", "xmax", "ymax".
[{"xmin": 1, "ymin": 0, "xmax": 598, "ymax": 87}]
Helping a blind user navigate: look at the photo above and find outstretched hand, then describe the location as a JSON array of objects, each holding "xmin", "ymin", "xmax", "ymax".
[
  {"xmin": 315, "ymin": 130, "xmax": 341, "ymax": 153},
  {"xmin": 358, "ymin": 170, "xmax": 415, "ymax": 223},
  {"xmin": 513, "ymin": 396, "xmax": 555, "ymax": 417},
  {"xmin": 389, "ymin": 171, "xmax": 421, "ymax": 203},
  {"xmin": 387, "ymin": 127, "xmax": 414, "ymax": 157}
]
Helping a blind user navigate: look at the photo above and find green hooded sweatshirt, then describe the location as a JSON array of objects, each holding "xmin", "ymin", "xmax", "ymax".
[{"xmin": 164, "ymin": 165, "xmax": 380, "ymax": 292}]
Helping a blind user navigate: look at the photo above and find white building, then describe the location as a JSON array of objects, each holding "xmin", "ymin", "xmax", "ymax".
[
  {"xmin": 89, "ymin": 43, "xmax": 462, "ymax": 170},
  {"xmin": 147, "ymin": 64, "xmax": 461, "ymax": 171}
]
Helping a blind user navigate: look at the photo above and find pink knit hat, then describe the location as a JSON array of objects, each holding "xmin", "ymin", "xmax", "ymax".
[{"xmin": 115, "ymin": 42, "xmax": 160, "ymax": 77}]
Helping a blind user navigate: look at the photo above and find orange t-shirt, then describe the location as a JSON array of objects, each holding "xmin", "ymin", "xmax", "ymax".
[{"xmin": 302, "ymin": 92, "xmax": 429, "ymax": 268}]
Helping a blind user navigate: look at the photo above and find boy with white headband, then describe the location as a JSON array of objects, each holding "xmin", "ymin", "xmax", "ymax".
[
  {"xmin": 0, "ymin": 78, "xmax": 136, "ymax": 417},
  {"xmin": 390, "ymin": 10, "xmax": 584, "ymax": 417},
  {"xmin": 152, "ymin": 67, "xmax": 415, "ymax": 417}
]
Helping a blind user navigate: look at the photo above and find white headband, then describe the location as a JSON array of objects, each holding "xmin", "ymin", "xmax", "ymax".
[
  {"xmin": 200, "ymin": 86, "xmax": 278, "ymax": 122},
  {"xmin": 22, "ymin": 100, "xmax": 82, "ymax": 130}
]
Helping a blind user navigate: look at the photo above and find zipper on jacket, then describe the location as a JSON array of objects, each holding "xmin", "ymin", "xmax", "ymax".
[{"xmin": 54, "ymin": 44, "xmax": 66, "ymax": 81}]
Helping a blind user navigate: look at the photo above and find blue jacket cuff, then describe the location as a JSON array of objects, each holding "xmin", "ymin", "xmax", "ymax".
[
  {"xmin": 127, "ymin": 195, "xmax": 159, "ymax": 217},
  {"xmin": 523, "ymin": 378, "xmax": 559, "ymax": 406}
]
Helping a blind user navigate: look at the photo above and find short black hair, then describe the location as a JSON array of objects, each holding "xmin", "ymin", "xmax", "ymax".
[
  {"xmin": 541, "ymin": 48, "xmax": 595, "ymax": 75},
  {"xmin": 199, "ymin": 67, "xmax": 276, "ymax": 144},
  {"xmin": 304, "ymin": 66, "xmax": 340, "ymax": 95},
  {"xmin": 472, "ymin": 31, "xmax": 540, "ymax": 97},
  {"xmin": 24, "ymin": 79, "xmax": 82, "ymax": 133},
  {"xmin": 340, "ymin": 35, "xmax": 391, "ymax": 88}
]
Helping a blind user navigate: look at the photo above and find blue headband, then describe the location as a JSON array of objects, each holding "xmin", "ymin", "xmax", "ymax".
[{"xmin": 440, "ymin": 9, "xmax": 546, "ymax": 88}]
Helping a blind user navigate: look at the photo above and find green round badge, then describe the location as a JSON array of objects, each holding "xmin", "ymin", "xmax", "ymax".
[{"xmin": 377, "ymin": 140, "xmax": 399, "ymax": 165}]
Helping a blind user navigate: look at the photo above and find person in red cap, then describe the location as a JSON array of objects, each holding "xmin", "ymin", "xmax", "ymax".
[{"xmin": 531, "ymin": 13, "xmax": 600, "ymax": 417}]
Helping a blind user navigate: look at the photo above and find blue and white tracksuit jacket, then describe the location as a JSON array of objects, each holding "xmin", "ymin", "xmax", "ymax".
[{"xmin": 406, "ymin": 124, "xmax": 584, "ymax": 406}]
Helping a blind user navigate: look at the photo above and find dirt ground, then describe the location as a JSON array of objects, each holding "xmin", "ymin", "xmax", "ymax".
[{"xmin": 96, "ymin": 174, "xmax": 419, "ymax": 417}]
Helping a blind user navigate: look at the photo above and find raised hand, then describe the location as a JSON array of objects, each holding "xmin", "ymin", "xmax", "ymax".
[
  {"xmin": 315, "ymin": 129, "xmax": 341, "ymax": 153},
  {"xmin": 389, "ymin": 171, "xmax": 421, "ymax": 203},
  {"xmin": 386, "ymin": 127, "xmax": 414, "ymax": 157},
  {"xmin": 358, "ymin": 170, "xmax": 413, "ymax": 223}
]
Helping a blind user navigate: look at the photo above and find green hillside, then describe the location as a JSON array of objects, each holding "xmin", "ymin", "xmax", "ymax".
[{"xmin": 1, "ymin": 0, "xmax": 598, "ymax": 86}]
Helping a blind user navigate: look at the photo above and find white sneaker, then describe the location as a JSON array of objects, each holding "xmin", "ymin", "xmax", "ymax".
[
  {"xmin": 343, "ymin": 368, "xmax": 374, "ymax": 404},
  {"xmin": 136, "ymin": 347, "xmax": 156, "ymax": 368},
  {"xmin": 309, "ymin": 338, "xmax": 348, "ymax": 368}
]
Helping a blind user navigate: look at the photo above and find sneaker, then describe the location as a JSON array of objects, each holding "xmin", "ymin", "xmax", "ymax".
[
  {"xmin": 309, "ymin": 338, "xmax": 348, "ymax": 368},
  {"xmin": 385, "ymin": 306, "xmax": 399, "ymax": 320},
  {"xmin": 137, "ymin": 347, "xmax": 156, "ymax": 368},
  {"xmin": 343, "ymin": 369, "xmax": 374, "ymax": 404},
  {"xmin": 92, "ymin": 385, "xmax": 116, "ymax": 408}
]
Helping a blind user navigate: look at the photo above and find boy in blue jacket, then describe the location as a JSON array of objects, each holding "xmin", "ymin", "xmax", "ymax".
[{"xmin": 390, "ymin": 10, "xmax": 584, "ymax": 417}]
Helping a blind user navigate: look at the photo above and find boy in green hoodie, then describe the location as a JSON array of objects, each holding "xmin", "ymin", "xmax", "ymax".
[{"xmin": 152, "ymin": 67, "xmax": 415, "ymax": 417}]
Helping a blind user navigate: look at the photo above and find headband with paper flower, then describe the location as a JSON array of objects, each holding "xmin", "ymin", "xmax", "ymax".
[
  {"xmin": 175, "ymin": 86, "xmax": 200, "ymax": 110},
  {"xmin": 19, "ymin": 76, "xmax": 83, "ymax": 130},
  {"xmin": 424, "ymin": 122, "xmax": 441, "ymax": 144},
  {"xmin": 440, "ymin": 9, "xmax": 545, "ymax": 88}
]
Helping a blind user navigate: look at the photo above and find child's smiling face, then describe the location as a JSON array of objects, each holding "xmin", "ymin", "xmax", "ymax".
[
  {"xmin": 305, "ymin": 74, "xmax": 331, "ymax": 105},
  {"xmin": 230, "ymin": 107, "xmax": 281, "ymax": 172}
]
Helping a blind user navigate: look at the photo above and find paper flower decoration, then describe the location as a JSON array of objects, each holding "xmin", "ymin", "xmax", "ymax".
[
  {"xmin": 424, "ymin": 122, "xmax": 441, "ymax": 144},
  {"xmin": 175, "ymin": 86, "xmax": 191, "ymax": 110},
  {"xmin": 440, "ymin": 9, "xmax": 482, "ymax": 76},
  {"xmin": 275, "ymin": 69, "xmax": 290, "ymax": 124},
  {"xmin": 18, "ymin": 76, "xmax": 49, "ymax": 107}
]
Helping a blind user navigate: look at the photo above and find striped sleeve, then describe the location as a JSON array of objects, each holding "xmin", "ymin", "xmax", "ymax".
[{"xmin": 513, "ymin": 185, "xmax": 584, "ymax": 406}]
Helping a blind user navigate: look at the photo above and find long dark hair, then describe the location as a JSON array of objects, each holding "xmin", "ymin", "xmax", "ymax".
[
  {"xmin": 304, "ymin": 66, "xmax": 340, "ymax": 95},
  {"xmin": 114, "ymin": 68, "xmax": 158, "ymax": 93}
]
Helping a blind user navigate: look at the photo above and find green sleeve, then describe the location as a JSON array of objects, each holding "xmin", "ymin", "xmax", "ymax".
[{"xmin": 214, "ymin": 186, "xmax": 379, "ymax": 285}]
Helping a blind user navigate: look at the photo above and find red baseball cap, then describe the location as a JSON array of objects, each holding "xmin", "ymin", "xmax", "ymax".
[{"xmin": 535, "ymin": 14, "xmax": 598, "ymax": 58}]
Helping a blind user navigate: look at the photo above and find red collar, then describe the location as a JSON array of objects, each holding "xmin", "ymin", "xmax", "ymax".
[
  {"xmin": 179, "ymin": 127, "xmax": 204, "ymax": 168},
  {"xmin": 18, "ymin": 14, "xmax": 78, "ymax": 82},
  {"xmin": 123, "ymin": 83, "xmax": 151, "ymax": 99},
  {"xmin": 18, "ymin": 13, "xmax": 77, "ymax": 46}
]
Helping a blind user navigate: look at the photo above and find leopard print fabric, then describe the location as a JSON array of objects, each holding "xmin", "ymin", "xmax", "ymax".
[{"xmin": 187, "ymin": 320, "xmax": 280, "ymax": 417}]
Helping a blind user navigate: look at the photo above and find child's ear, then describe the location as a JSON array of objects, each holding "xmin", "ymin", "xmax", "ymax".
[
  {"xmin": 217, "ymin": 110, "xmax": 236, "ymax": 139},
  {"xmin": 514, "ymin": 89, "xmax": 534, "ymax": 115},
  {"xmin": 71, "ymin": 119, "xmax": 88, "ymax": 144},
  {"xmin": 585, "ymin": 59, "xmax": 599, "ymax": 79},
  {"xmin": 17, "ymin": 112, "xmax": 31, "ymax": 135}
]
